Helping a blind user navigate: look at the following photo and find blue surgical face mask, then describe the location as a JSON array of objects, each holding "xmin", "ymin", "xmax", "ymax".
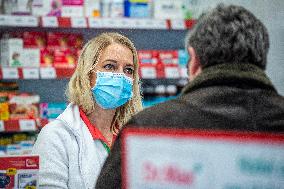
[{"xmin": 91, "ymin": 72, "xmax": 133, "ymax": 109}]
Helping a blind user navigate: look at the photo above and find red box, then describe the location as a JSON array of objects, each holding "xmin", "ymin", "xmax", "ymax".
[
  {"xmin": 68, "ymin": 33, "xmax": 83, "ymax": 49},
  {"xmin": 47, "ymin": 32, "xmax": 69, "ymax": 48},
  {"xmin": 23, "ymin": 32, "xmax": 46, "ymax": 48},
  {"xmin": 0, "ymin": 155, "xmax": 39, "ymax": 189},
  {"xmin": 158, "ymin": 50, "xmax": 178, "ymax": 65},
  {"xmin": 53, "ymin": 48, "xmax": 77, "ymax": 68},
  {"xmin": 8, "ymin": 93, "xmax": 40, "ymax": 120},
  {"xmin": 40, "ymin": 48, "xmax": 54, "ymax": 67}
]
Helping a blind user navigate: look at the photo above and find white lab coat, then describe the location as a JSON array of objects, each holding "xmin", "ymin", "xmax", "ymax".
[{"xmin": 32, "ymin": 103, "xmax": 108, "ymax": 189}]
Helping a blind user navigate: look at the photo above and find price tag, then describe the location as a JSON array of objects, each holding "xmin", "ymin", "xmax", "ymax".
[
  {"xmin": 0, "ymin": 121, "xmax": 4, "ymax": 132},
  {"xmin": 0, "ymin": 15, "xmax": 8, "ymax": 26},
  {"xmin": 19, "ymin": 119, "xmax": 36, "ymax": 131},
  {"xmin": 151, "ymin": 20, "xmax": 167, "ymax": 29},
  {"xmin": 42, "ymin": 16, "xmax": 58, "ymax": 27},
  {"xmin": 132, "ymin": 19, "xmax": 143, "ymax": 29},
  {"xmin": 23, "ymin": 68, "xmax": 39, "ymax": 79},
  {"xmin": 2, "ymin": 68, "xmax": 19, "ymax": 79},
  {"xmin": 104, "ymin": 19, "xmax": 119, "ymax": 28},
  {"xmin": 25, "ymin": 16, "xmax": 38, "ymax": 27},
  {"xmin": 141, "ymin": 67, "xmax": 157, "ymax": 79},
  {"xmin": 40, "ymin": 67, "xmax": 57, "ymax": 79},
  {"xmin": 115, "ymin": 19, "xmax": 132, "ymax": 29},
  {"xmin": 143, "ymin": 19, "xmax": 155, "ymax": 29},
  {"xmin": 71, "ymin": 17, "xmax": 87, "ymax": 28},
  {"xmin": 88, "ymin": 18, "xmax": 103, "ymax": 28},
  {"xmin": 9, "ymin": 16, "xmax": 38, "ymax": 27},
  {"xmin": 7, "ymin": 16, "xmax": 23, "ymax": 26},
  {"xmin": 171, "ymin": 19, "xmax": 186, "ymax": 30},
  {"xmin": 165, "ymin": 67, "xmax": 180, "ymax": 78},
  {"xmin": 119, "ymin": 19, "xmax": 131, "ymax": 29},
  {"xmin": 115, "ymin": 18, "xmax": 131, "ymax": 28}
]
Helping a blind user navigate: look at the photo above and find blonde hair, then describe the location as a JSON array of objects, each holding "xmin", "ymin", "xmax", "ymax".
[{"xmin": 66, "ymin": 32, "xmax": 143, "ymax": 134}]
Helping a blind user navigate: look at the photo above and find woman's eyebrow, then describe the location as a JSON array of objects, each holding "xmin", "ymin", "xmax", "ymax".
[
  {"xmin": 125, "ymin": 64, "xmax": 134, "ymax": 67},
  {"xmin": 102, "ymin": 59, "xmax": 118, "ymax": 64}
]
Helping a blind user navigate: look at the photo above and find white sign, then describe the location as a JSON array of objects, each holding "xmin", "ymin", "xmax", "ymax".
[
  {"xmin": 171, "ymin": 19, "xmax": 186, "ymax": 30},
  {"xmin": 122, "ymin": 129, "xmax": 284, "ymax": 189},
  {"xmin": 151, "ymin": 19, "xmax": 168, "ymax": 30},
  {"xmin": 165, "ymin": 67, "xmax": 180, "ymax": 78},
  {"xmin": 23, "ymin": 68, "xmax": 39, "ymax": 79},
  {"xmin": 0, "ymin": 15, "xmax": 8, "ymax": 26},
  {"xmin": 42, "ymin": 16, "xmax": 58, "ymax": 27},
  {"xmin": 71, "ymin": 17, "xmax": 87, "ymax": 28},
  {"xmin": 19, "ymin": 119, "xmax": 36, "ymax": 131},
  {"xmin": 0, "ymin": 121, "xmax": 4, "ymax": 132},
  {"xmin": 2, "ymin": 68, "xmax": 19, "ymax": 79},
  {"xmin": 8, "ymin": 16, "xmax": 38, "ymax": 27},
  {"xmin": 88, "ymin": 18, "xmax": 104, "ymax": 28},
  {"xmin": 40, "ymin": 67, "xmax": 56, "ymax": 79},
  {"xmin": 140, "ymin": 67, "xmax": 157, "ymax": 79}
]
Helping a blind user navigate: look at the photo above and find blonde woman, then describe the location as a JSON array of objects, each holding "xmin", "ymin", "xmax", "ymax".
[{"xmin": 32, "ymin": 32, "xmax": 143, "ymax": 189}]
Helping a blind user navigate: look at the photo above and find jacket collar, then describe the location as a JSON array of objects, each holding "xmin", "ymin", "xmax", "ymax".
[{"xmin": 182, "ymin": 63, "xmax": 276, "ymax": 94}]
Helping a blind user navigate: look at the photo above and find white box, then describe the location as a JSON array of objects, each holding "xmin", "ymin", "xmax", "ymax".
[
  {"xmin": 62, "ymin": 6, "xmax": 84, "ymax": 17},
  {"xmin": 110, "ymin": 0, "xmax": 124, "ymax": 18},
  {"xmin": 84, "ymin": 0, "xmax": 100, "ymax": 17},
  {"xmin": 32, "ymin": 0, "xmax": 62, "ymax": 17},
  {"xmin": 0, "ymin": 38, "xmax": 24, "ymax": 67},
  {"xmin": 153, "ymin": 0, "xmax": 184, "ymax": 19},
  {"xmin": 23, "ymin": 48, "xmax": 40, "ymax": 67},
  {"xmin": 11, "ymin": 0, "xmax": 32, "ymax": 15}
]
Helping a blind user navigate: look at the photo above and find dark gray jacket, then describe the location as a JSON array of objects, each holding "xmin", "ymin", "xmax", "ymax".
[{"xmin": 95, "ymin": 63, "xmax": 284, "ymax": 189}]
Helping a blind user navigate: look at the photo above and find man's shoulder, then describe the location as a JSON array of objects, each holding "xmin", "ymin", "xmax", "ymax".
[{"xmin": 127, "ymin": 97, "xmax": 196, "ymax": 128}]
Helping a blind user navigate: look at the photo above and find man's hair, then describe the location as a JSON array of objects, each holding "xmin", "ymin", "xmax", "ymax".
[{"xmin": 186, "ymin": 4, "xmax": 269, "ymax": 69}]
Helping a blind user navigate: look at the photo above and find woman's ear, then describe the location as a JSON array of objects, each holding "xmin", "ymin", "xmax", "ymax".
[{"xmin": 187, "ymin": 47, "xmax": 202, "ymax": 81}]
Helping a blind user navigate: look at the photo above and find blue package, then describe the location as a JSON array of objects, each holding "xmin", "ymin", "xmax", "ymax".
[{"xmin": 124, "ymin": 0, "xmax": 151, "ymax": 18}]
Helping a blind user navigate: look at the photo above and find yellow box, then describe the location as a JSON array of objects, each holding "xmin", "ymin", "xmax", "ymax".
[{"xmin": 0, "ymin": 102, "xmax": 9, "ymax": 120}]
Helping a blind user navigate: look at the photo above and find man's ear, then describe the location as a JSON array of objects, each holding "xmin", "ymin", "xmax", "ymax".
[{"xmin": 187, "ymin": 47, "xmax": 202, "ymax": 81}]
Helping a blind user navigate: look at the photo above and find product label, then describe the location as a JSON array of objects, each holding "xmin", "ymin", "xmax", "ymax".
[
  {"xmin": 71, "ymin": 17, "xmax": 87, "ymax": 28},
  {"xmin": 23, "ymin": 68, "xmax": 39, "ymax": 79},
  {"xmin": 40, "ymin": 67, "xmax": 56, "ymax": 79},
  {"xmin": 122, "ymin": 128, "xmax": 284, "ymax": 189},
  {"xmin": 8, "ymin": 16, "xmax": 38, "ymax": 27},
  {"xmin": 19, "ymin": 120, "xmax": 36, "ymax": 131},
  {"xmin": 2, "ymin": 68, "xmax": 19, "ymax": 79},
  {"xmin": 165, "ymin": 67, "xmax": 180, "ymax": 78},
  {"xmin": 88, "ymin": 18, "xmax": 104, "ymax": 28},
  {"xmin": 140, "ymin": 67, "xmax": 157, "ymax": 79},
  {"xmin": 171, "ymin": 19, "xmax": 186, "ymax": 30},
  {"xmin": 0, "ymin": 15, "xmax": 8, "ymax": 26},
  {"xmin": 42, "ymin": 17, "xmax": 58, "ymax": 27}
]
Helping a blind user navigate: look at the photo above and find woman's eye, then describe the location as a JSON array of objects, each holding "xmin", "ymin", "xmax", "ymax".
[
  {"xmin": 124, "ymin": 67, "xmax": 134, "ymax": 75},
  {"xmin": 103, "ymin": 64, "xmax": 114, "ymax": 70}
]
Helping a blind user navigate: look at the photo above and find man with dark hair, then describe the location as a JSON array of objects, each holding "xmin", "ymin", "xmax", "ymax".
[{"xmin": 95, "ymin": 4, "xmax": 284, "ymax": 189}]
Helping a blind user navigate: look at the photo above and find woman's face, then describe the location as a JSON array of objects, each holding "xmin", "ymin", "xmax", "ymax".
[{"xmin": 90, "ymin": 43, "xmax": 134, "ymax": 87}]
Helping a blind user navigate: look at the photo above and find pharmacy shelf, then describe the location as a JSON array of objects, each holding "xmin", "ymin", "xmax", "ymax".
[
  {"xmin": 0, "ymin": 67, "xmax": 75, "ymax": 79},
  {"xmin": 0, "ymin": 66, "xmax": 187, "ymax": 80},
  {"xmin": 0, "ymin": 119, "xmax": 48, "ymax": 133},
  {"xmin": 0, "ymin": 15, "xmax": 195, "ymax": 30}
]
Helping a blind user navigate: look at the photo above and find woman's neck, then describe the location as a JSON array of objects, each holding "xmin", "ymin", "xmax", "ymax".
[{"xmin": 87, "ymin": 104, "xmax": 116, "ymax": 144}]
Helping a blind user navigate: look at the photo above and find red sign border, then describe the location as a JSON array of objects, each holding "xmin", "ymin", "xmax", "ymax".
[{"xmin": 121, "ymin": 127, "xmax": 284, "ymax": 189}]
